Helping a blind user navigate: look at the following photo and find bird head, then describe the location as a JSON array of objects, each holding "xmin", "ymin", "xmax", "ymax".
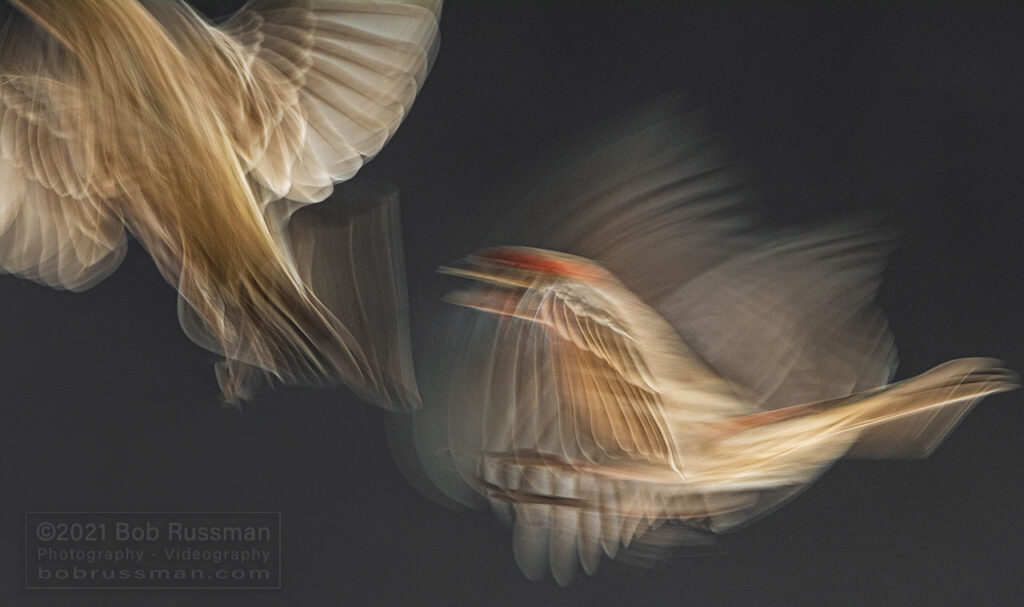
[
  {"xmin": 440, "ymin": 246, "xmax": 609, "ymax": 287},
  {"xmin": 439, "ymin": 246, "xmax": 611, "ymax": 317}
]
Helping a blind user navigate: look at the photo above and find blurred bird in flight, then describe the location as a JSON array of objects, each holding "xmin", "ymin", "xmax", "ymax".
[
  {"xmin": 0, "ymin": 0, "xmax": 441, "ymax": 407},
  {"xmin": 415, "ymin": 100, "xmax": 1019, "ymax": 584}
]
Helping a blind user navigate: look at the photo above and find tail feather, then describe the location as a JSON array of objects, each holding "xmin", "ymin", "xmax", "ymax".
[
  {"xmin": 695, "ymin": 358, "xmax": 1017, "ymax": 520},
  {"xmin": 721, "ymin": 358, "xmax": 1018, "ymax": 455},
  {"xmin": 845, "ymin": 358, "xmax": 1018, "ymax": 458},
  {"xmin": 845, "ymin": 399, "xmax": 976, "ymax": 459},
  {"xmin": 833, "ymin": 358, "xmax": 1016, "ymax": 431}
]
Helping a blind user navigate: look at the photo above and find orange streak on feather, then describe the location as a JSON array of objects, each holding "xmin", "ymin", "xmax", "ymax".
[{"xmin": 481, "ymin": 247, "xmax": 605, "ymax": 282}]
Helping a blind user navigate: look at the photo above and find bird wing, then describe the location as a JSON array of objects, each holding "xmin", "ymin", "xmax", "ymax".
[
  {"xmin": 477, "ymin": 450, "xmax": 758, "ymax": 585},
  {"xmin": 486, "ymin": 96, "xmax": 753, "ymax": 308},
  {"xmin": 0, "ymin": 0, "xmax": 441, "ymax": 291},
  {"xmin": 481, "ymin": 97, "xmax": 898, "ymax": 413},
  {"xmin": 542, "ymin": 286, "xmax": 680, "ymax": 467},
  {"xmin": 0, "ymin": 13, "xmax": 127, "ymax": 291},
  {"xmin": 437, "ymin": 294, "xmax": 675, "ymax": 585},
  {"xmin": 661, "ymin": 221, "xmax": 899, "ymax": 410},
  {"xmin": 157, "ymin": 0, "xmax": 441, "ymax": 204},
  {"xmin": 447, "ymin": 281, "xmax": 683, "ymax": 470}
]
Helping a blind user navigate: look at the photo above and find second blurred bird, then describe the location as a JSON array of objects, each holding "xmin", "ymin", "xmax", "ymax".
[
  {"xmin": 407, "ymin": 99, "xmax": 1018, "ymax": 585},
  {"xmin": 0, "ymin": 0, "xmax": 441, "ymax": 407}
]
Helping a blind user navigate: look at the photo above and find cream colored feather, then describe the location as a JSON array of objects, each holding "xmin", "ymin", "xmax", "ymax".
[{"xmin": 0, "ymin": 0, "xmax": 441, "ymax": 407}]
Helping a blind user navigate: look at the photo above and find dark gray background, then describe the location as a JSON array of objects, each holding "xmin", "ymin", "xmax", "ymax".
[{"xmin": 1, "ymin": 1, "xmax": 1022, "ymax": 604}]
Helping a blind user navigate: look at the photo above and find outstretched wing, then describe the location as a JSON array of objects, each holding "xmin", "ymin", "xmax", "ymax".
[
  {"xmin": 486, "ymin": 96, "xmax": 753, "ymax": 308},
  {"xmin": 157, "ymin": 0, "xmax": 442, "ymax": 204},
  {"xmin": 0, "ymin": 10, "xmax": 126, "ymax": 291},
  {"xmin": 487, "ymin": 96, "xmax": 899, "ymax": 418},
  {"xmin": 662, "ymin": 221, "xmax": 899, "ymax": 410},
  {"xmin": 0, "ymin": 0, "xmax": 442, "ymax": 292}
]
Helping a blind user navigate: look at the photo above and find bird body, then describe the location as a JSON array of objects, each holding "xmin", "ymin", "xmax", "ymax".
[
  {"xmin": 443, "ymin": 246, "xmax": 1018, "ymax": 584},
  {"xmin": 417, "ymin": 101, "xmax": 1019, "ymax": 584},
  {"xmin": 448, "ymin": 247, "xmax": 1016, "ymax": 488}
]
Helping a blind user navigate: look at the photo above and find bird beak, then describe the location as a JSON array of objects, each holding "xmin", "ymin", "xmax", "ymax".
[
  {"xmin": 438, "ymin": 251, "xmax": 538, "ymax": 288},
  {"xmin": 441, "ymin": 287, "xmax": 530, "ymax": 318},
  {"xmin": 439, "ymin": 252, "xmax": 543, "ymax": 317}
]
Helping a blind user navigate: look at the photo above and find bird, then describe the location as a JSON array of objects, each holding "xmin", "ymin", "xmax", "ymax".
[
  {"xmin": 417, "ymin": 100, "xmax": 1019, "ymax": 585},
  {"xmin": 0, "ymin": 0, "xmax": 442, "ymax": 407}
]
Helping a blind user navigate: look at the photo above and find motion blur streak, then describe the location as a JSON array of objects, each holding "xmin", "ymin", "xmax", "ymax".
[
  {"xmin": 411, "ymin": 100, "xmax": 1019, "ymax": 585},
  {"xmin": 0, "ymin": 0, "xmax": 442, "ymax": 407}
]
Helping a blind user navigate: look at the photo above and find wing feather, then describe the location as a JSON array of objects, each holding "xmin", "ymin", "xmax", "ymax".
[
  {"xmin": 0, "ymin": 24, "xmax": 126, "ymax": 291},
  {"xmin": 536, "ymin": 287, "xmax": 679, "ymax": 467},
  {"xmin": 208, "ymin": 0, "xmax": 442, "ymax": 202}
]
